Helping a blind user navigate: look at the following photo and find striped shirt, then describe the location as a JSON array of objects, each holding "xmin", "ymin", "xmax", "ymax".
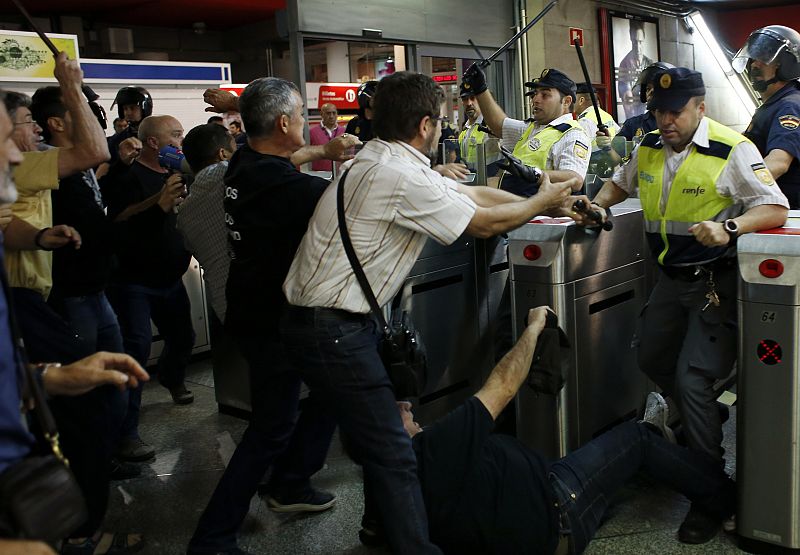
[
  {"xmin": 501, "ymin": 113, "xmax": 590, "ymax": 176},
  {"xmin": 176, "ymin": 161, "xmax": 229, "ymax": 321},
  {"xmin": 284, "ymin": 139, "xmax": 477, "ymax": 313},
  {"xmin": 612, "ymin": 117, "xmax": 789, "ymax": 212}
]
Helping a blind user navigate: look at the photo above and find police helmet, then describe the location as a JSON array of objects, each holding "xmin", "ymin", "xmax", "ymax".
[
  {"xmin": 111, "ymin": 86, "xmax": 153, "ymax": 122},
  {"xmin": 357, "ymin": 80, "xmax": 378, "ymax": 111},
  {"xmin": 733, "ymin": 25, "xmax": 800, "ymax": 81},
  {"xmin": 635, "ymin": 61, "xmax": 676, "ymax": 103}
]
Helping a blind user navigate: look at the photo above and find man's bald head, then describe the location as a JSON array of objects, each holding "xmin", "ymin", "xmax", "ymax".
[{"xmin": 138, "ymin": 115, "xmax": 184, "ymax": 151}]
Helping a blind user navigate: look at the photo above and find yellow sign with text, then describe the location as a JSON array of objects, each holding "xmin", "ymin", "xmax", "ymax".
[{"xmin": 0, "ymin": 30, "xmax": 80, "ymax": 81}]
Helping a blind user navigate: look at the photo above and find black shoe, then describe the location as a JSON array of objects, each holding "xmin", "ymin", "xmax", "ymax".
[
  {"xmin": 678, "ymin": 504, "xmax": 722, "ymax": 544},
  {"xmin": 358, "ymin": 516, "xmax": 386, "ymax": 547},
  {"xmin": 169, "ymin": 384, "xmax": 194, "ymax": 405},
  {"xmin": 110, "ymin": 457, "xmax": 142, "ymax": 480},
  {"xmin": 266, "ymin": 488, "xmax": 335, "ymax": 513}
]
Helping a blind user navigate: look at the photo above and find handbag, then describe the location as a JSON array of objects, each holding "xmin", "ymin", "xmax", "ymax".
[
  {"xmin": 0, "ymin": 268, "xmax": 88, "ymax": 543},
  {"xmin": 336, "ymin": 169, "xmax": 428, "ymax": 399}
]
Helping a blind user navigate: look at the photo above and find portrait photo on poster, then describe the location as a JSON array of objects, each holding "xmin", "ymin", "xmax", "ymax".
[{"xmin": 608, "ymin": 12, "xmax": 660, "ymax": 124}]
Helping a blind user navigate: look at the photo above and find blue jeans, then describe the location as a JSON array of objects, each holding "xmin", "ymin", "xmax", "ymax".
[
  {"xmin": 549, "ymin": 421, "xmax": 736, "ymax": 554},
  {"xmin": 106, "ymin": 280, "xmax": 195, "ymax": 439},
  {"xmin": 280, "ymin": 305, "xmax": 442, "ymax": 555},
  {"xmin": 188, "ymin": 333, "xmax": 336, "ymax": 552},
  {"xmin": 58, "ymin": 292, "xmax": 124, "ymax": 353}
]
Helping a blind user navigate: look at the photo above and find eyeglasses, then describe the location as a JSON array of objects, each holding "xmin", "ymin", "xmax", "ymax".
[{"xmin": 14, "ymin": 118, "xmax": 37, "ymax": 127}]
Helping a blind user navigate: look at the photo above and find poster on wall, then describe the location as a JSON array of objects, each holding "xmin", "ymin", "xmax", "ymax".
[
  {"xmin": 608, "ymin": 12, "xmax": 660, "ymax": 123},
  {"xmin": 0, "ymin": 30, "xmax": 80, "ymax": 82}
]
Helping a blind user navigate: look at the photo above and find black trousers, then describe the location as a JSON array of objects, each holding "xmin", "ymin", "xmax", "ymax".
[{"xmin": 10, "ymin": 287, "xmax": 126, "ymax": 538}]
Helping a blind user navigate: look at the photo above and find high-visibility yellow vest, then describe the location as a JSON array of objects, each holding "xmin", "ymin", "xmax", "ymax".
[
  {"xmin": 510, "ymin": 119, "xmax": 584, "ymax": 170},
  {"xmin": 636, "ymin": 117, "xmax": 747, "ymax": 266},
  {"xmin": 458, "ymin": 122, "xmax": 488, "ymax": 166},
  {"xmin": 577, "ymin": 107, "xmax": 618, "ymax": 138}
]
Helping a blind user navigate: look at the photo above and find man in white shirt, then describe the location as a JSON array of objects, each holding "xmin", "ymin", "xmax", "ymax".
[{"xmin": 281, "ymin": 71, "xmax": 575, "ymax": 554}]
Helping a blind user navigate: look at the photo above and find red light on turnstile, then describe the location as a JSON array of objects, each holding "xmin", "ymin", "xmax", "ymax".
[
  {"xmin": 523, "ymin": 244, "xmax": 542, "ymax": 261},
  {"xmin": 758, "ymin": 259, "xmax": 784, "ymax": 278},
  {"xmin": 757, "ymin": 339, "xmax": 782, "ymax": 365}
]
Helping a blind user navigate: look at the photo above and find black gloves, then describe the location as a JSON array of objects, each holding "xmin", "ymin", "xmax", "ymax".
[
  {"xmin": 462, "ymin": 63, "xmax": 488, "ymax": 96},
  {"xmin": 498, "ymin": 146, "xmax": 543, "ymax": 185}
]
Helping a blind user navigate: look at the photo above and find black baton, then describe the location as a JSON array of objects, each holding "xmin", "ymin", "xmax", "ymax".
[
  {"xmin": 11, "ymin": 0, "xmax": 60, "ymax": 57},
  {"xmin": 472, "ymin": 0, "xmax": 560, "ymax": 68},
  {"xmin": 573, "ymin": 39, "xmax": 607, "ymax": 134}
]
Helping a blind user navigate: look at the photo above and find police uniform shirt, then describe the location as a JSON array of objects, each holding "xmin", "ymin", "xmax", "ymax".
[
  {"xmin": 618, "ymin": 111, "xmax": 657, "ymax": 141},
  {"xmin": 501, "ymin": 114, "xmax": 590, "ymax": 175},
  {"xmin": 613, "ymin": 117, "xmax": 789, "ymax": 214},
  {"xmin": 576, "ymin": 107, "xmax": 621, "ymax": 141},
  {"xmin": 744, "ymin": 81, "xmax": 800, "ymax": 204}
]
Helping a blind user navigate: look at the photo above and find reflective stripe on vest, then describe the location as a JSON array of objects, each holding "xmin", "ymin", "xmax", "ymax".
[
  {"xmin": 637, "ymin": 117, "xmax": 746, "ymax": 266},
  {"xmin": 511, "ymin": 119, "xmax": 583, "ymax": 170},
  {"xmin": 458, "ymin": 124, "xmax": 488, "ymax": 165},
  {"xmin": 578, "ymin": 108, "xmax": 618, "ymax": 138}
]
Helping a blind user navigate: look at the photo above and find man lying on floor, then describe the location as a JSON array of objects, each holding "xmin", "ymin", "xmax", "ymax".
[{"xmin": 394, "ymin": 306, "xmax": 736, "ymax": 555}]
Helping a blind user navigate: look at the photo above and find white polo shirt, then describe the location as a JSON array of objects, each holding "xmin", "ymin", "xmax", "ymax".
[{"xmin": 284, "ymin": 139, "xmax": 477, "ymax": 313}]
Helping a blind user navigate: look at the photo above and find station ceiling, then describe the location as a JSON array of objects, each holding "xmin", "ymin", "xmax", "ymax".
[
  {"xmin": 688, "ymin": 0, "xmax": 797, "ymax": 7},
  {"xmin": 0, "ymin": 0, "xmax": 286, "ymax": 30}
]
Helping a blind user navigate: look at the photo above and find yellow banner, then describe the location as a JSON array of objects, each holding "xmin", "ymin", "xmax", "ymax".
[{"xmin": 0, "ymin": 30, "xmax": 80, "ymax": 81}]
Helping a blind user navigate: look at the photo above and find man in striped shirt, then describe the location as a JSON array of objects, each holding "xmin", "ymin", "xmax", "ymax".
[{"xmin": 281, "ymin": 71, "xmax": 576, "ymax": 554}]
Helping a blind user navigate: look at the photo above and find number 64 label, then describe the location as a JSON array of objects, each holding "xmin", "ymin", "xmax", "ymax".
[{"xmin": 761, "ymin": 311, "xmax": 777, "ymax": 324}]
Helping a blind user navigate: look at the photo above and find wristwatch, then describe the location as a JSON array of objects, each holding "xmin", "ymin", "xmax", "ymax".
[{"xmin": 723, "ymin": 219, "xmax": 739, "ymax": 246}]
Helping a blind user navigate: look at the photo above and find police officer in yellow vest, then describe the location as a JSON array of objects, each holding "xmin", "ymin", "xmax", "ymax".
[
  {"xmin": 575, "ymin": 82, "xmax": 620, "ymax": 145},
  {"xmin": 458, "ymin": 82, "xmax": 489, "ymax": 170},
  {"xmin": 571, "ymin": 67, "xmax": 789, "ymax": 544},
  {"xmin": 461, "ymin": 65, "xmax": 589, "ymax": 195}
]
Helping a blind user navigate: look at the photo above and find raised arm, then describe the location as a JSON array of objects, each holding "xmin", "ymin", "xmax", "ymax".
[
  {"xmin": 52, "ymin": 53, "xmax": 109, "ymax": 177},
  {"xmin": 475, "ymin": 307, "xmax": 548, "ymax": 419}
]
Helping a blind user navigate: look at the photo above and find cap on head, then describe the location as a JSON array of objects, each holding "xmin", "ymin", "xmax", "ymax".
[
  {"xmin": 647, "ymin": 67, "xmax": 705, "ymax": 112},
  {"xmin": 459, "ymin": 81, "xmax": 475, "ymax": 99},
  {"xmin": 111, "ymin": 86, "xmax": 153, "ymax": 121},
  {"xmin": 733, "ymin": 25, "xmax": 800, "ymax": 80},
  {"xmin": 635, "ymin": 61, "xmax": 676, "ymax": 102},
  {"xmin": 524, "ymin": 69, "xmax": 577, "ymax": 104}
]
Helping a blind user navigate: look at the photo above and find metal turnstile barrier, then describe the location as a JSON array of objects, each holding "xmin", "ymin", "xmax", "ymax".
[
  {"xmin": 508, "ymin": 199, "xmax": 651, "ymax": 458},
  {"xmin": 737, "ymin": 210, "xmax": 800, "ymax": 551}
]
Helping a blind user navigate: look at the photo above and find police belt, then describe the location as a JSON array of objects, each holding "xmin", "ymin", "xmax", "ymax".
[{"xmin": 658, "ymin": 257, "xmax": 737, "ymax": 282}]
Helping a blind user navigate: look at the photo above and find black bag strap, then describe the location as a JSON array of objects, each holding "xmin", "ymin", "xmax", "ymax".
[
  {"xmin": 0, "ymin": 261, "xmax": 66, "ymax": 462},
  {"xmin": 335, "ymin": 168, "xmax": 391, "ymax": 337}
]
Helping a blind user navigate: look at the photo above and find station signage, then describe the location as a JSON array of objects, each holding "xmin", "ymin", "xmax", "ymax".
[
  {"xmin": 432, "ymin": 74, "xmax": 458, "ymax": 83},
  {"xmin": 317, "ymin": 84, "xmax": 360, "ymax": 110}
]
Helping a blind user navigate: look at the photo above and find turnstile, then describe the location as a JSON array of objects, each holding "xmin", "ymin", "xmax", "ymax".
[
  {"xmin": 406, "ymin": 235, "xmax": 487, "ymax": 424},
  {"xmin": 737, "ymin": 210, "xmax": 800, "ymax": 550},
  {"xmin": 508, "ymin": 199, "xmax": 651, "ymax": 458}
]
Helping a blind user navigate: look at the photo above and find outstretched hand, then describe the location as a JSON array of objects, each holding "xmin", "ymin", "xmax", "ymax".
[
  {"xmin": 323, "ymin": 133, "xmax": 362, "ymax": 161},
  {"xmin": 42, "ymin": 352, "xmax": 150, "ymax": 397},
  {"xmin": 203, "ymin": 88, "xmax": 239, "ymax": 113}
]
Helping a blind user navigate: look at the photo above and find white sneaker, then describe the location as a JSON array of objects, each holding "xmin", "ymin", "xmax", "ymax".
[{"xmin": 640, "ymin": 392, "xmax": 677, "ymax": 444}]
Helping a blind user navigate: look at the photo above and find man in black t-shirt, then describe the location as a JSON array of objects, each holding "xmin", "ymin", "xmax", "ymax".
[
  {"xmin": 187, "ymin": 77, "xmax": 338, "ymax": 555},
  {"xmin": 100, "ymin": 114, "xmax": 194, "ymax": 464},
  {"xmin": 396, "ymin": 307, "xmax": 736, "ymax": 554}
]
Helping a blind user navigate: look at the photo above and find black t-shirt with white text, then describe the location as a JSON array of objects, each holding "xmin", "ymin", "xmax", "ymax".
[{"xmin": 223, "ymin": 145, "xmax": 328, "ymax": 334}]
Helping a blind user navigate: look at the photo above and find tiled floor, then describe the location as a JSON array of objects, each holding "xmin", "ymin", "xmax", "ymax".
[{"xmin": 104, "ymin": 357, "xmax": 751, "ymax": 555}]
